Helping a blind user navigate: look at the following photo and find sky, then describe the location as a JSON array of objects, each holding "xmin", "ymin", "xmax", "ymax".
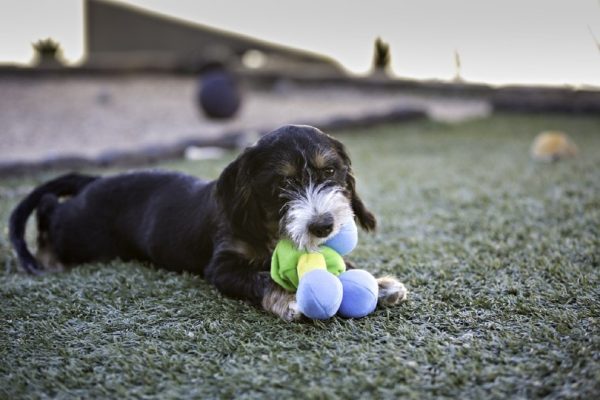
[{"xmin": 1, "ymin": 0, "xmax": 599, "ymax": 87}]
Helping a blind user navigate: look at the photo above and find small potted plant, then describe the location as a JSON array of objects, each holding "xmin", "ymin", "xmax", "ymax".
[
  {"xmin": 372, "ymin": 37, "xmax": 391, "ymax": 78},
  {"xmin": 32, "ymin": 38, "xmax": 65, "ymax": 68}
]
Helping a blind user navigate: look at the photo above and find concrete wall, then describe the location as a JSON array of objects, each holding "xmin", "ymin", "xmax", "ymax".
[{"xmin": 85, "ymin": 0, "xmax": 342, "ymax": 74}]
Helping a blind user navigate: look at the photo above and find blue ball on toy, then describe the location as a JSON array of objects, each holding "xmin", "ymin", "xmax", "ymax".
[
  {"xmin": 324, "ymin": 219, "xmax": 358, "ymax": 256},
  {"xmin": 296, "ymin": 269, "xmax": 343, "ymax": 320},
  {"xmin": 337, "ymin": 269, "xmax": 379, "ymax": 318}
]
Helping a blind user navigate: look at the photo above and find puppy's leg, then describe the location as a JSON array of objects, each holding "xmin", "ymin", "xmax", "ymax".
[
  {"xmin": 35, "ymin": 194, "xmax": 64, "ymax": 273},
  {"xmin": 377, "ymin": 276, "xmax": 408, "ymax": 306},
  {"xmin": 206, "ymin": 251, "xmax": 301, "ymax": 321},
  {"xmin": 261, "ymin": 283, "xmax": 300, "ymax": 322}
]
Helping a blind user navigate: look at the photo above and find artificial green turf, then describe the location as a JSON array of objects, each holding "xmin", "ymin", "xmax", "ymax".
[{"xmin": 1, "ymin": 114, "xmax": 599, "ymax": 399}]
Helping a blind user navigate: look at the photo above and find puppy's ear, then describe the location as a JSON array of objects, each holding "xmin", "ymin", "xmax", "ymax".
[
  {"xmin": 216, "ymin": 147, "xmax": 265, "ymax": 238},
  {"xmin": 331, "ymin": 138, "xmax": 377, "ymax": 232},
  {"xmin": 345, "ymin": 170, "xmax": 377, "ymax": 231}
]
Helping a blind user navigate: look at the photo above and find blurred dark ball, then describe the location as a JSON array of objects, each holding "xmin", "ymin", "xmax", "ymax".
[{"xmin": 197, "ymin": 70, "xmax": 241, "ymax": 120}]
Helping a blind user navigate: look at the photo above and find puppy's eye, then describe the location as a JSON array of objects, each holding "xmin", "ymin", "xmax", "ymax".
[{"xmin": 322, "ymin": 168, "xmax": 335, "ymax": 177}]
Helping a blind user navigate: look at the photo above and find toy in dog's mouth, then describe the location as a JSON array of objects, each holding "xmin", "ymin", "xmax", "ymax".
[{"xmin": 281, "ymin": 182, "xmax": 354, "ymax": 252}]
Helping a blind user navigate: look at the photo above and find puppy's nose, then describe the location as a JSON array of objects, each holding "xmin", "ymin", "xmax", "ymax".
[{"xmin": 308, "ymin": 213, "xmax": 334, "ymax": 238}]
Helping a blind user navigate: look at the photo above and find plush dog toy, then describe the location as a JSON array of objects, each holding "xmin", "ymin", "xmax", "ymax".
[{"xmin": 271, "ymin": 219, "xmax": 378, "ymax": 319}]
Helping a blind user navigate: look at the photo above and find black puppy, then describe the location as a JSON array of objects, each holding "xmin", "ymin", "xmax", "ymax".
[{"xmin": 10, "ymin": 125, "xmax": 407, "ymax": 320}]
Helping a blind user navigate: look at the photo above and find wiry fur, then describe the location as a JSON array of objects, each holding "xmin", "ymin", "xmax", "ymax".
[
  {"xmin": 9, "ymin": 125, "xmax": 407, "ymax": 320},
  {"xmin": 282, "ymin": 182, "xmax": 354, "ymax": 252}
]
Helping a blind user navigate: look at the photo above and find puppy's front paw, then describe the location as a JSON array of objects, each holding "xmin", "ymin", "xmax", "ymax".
[
  {"xmin": 283, "ymin": 300, "xmax": 301, "ymax": 322},
  {"xmin": 262, "ymin": 286, "xmax": 302, "ymax": 321},
  {"xmin": 377, "ymin": 276, "xmax": 408, "ymax": 306}
]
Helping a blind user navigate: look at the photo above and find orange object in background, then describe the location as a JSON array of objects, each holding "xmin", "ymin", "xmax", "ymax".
[{"xmin": 530, "ymin": 131, "xmax": 578, "ymax": 161}]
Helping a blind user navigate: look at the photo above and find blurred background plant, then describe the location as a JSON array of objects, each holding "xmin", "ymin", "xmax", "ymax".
[
  {"xmin": 372, "ymin": 37, "xmax": 391, "ymax": 77},
  {"xmin": 453, "ymin": 50, "xmax": 463, "ymax": 82},
  {"xmin": 589, "ymin": 25, "xmax": 600, "ymax": 53},
  {"xmin": 32, "ymin": 37, "xmax": 65, "ymax": 67}
]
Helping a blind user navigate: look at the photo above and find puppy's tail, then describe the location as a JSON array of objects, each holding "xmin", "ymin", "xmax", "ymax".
[{"xmin": 9, "ymin": 173, "xmax": 98, "ymax": 274}]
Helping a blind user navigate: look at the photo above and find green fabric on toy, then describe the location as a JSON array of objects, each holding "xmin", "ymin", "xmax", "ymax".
[
  {"xmin": 270, "ymin": 240, "xmax": 345, "ymax": 291},
  {"xmin": 270, "ymin": 219, "xmax": 379, "ymax": 320}
]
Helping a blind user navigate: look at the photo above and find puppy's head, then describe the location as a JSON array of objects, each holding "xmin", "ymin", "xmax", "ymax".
[{"xmin": 217, "ymin": 125, "xmax": 376, "ymax": 252}]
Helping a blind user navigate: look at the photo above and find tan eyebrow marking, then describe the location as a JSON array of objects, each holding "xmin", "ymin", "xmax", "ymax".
[
  {"xmin": 277, "ymin": 161, "xmax": 297, "ymax": 177},
  {"xmin": 312, "ymin": 148, "xmax": 336, "ymax": 169}
]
